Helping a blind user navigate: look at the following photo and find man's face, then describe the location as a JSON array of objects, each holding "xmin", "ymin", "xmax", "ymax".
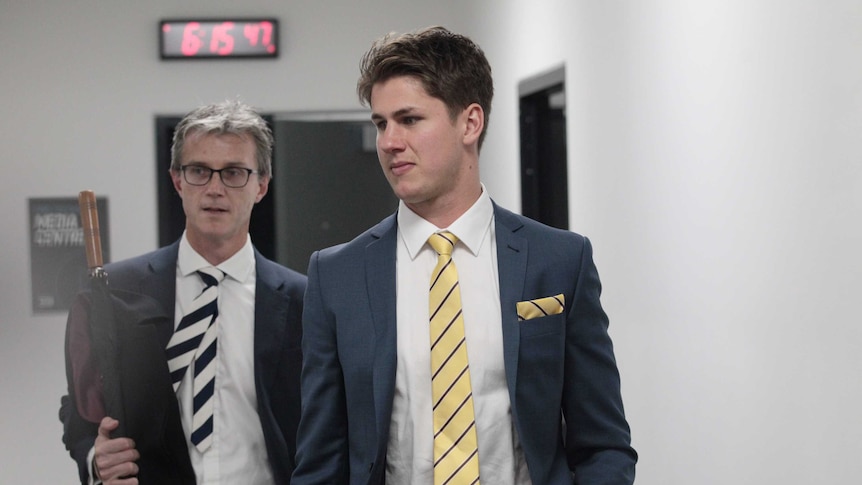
[
  {"xmin": 171, "ymin": 131, "xmax": 268, "ymax": 251},
  {"xmin": 370, "ymin": 76, "xmax": 478, "ymax": 217}
]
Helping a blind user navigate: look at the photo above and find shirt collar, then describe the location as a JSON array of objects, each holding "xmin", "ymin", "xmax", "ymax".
[
  {"xmin": 397, "ymin": 183, "xmax": 494, "ymax": 260},
  {"xmin": 177, "ymin": 232, "xmax": 255, "ymax": 282}
]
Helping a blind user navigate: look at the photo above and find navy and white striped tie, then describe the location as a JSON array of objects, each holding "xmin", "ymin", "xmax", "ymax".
[{"xmin": 166, "ymin": 267, "xmax": 224, "ymax": 452}]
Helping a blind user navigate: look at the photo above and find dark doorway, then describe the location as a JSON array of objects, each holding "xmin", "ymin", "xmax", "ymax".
[
  {"xmin": 519, "ymin": 66, "xmax": 568, "ymax": 230},
  {"xmin": 273, "ymin": 115, "xmax": 397, "ymax": 274},
  {"xmin": 155, "ymin": 116, "xmax": 277, "ymax": 260}
]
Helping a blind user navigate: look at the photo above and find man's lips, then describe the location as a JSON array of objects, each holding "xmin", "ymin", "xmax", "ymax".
[{"xmin": 390, "ymin": 161, "xmax": 414, "ymax": 176}]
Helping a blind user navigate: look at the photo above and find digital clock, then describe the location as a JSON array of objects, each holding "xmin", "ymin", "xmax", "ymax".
[{"xmin": 160, "ymin": 19, "xmax": 279, "ymax": 59}]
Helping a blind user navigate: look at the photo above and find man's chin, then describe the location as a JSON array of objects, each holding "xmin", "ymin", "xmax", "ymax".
[
  {"xmin": 191, "ymin": 224, "xmax": 231, "ymax": 241},
  {"xmin": 391, "ymin": 183, "xmax": 424, "ymax": 204}
]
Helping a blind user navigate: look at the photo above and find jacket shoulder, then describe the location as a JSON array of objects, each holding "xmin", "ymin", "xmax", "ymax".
[
  {"xmin": 255, "ymin": 250, "xmax": 308, "ymax": 292},
  {"xmin": 100, "ymin": 244, "xmax": 178, "ymax": 288},
  {"xmin": 494, "ymin": 203, "xmax": 586, "ymax": 243},
  {"xmin": 316, "ymin": 213, "xmax": 396, "ymax": 260}
]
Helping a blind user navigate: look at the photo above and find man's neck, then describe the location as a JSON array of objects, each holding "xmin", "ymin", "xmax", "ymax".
[
  {"xmin": 406, "ymin": 185, "xmax": 483, "ymax": 229},
  {"xmin": 186, "ymin": 234, "xmax": 246, "ymax": 266}
]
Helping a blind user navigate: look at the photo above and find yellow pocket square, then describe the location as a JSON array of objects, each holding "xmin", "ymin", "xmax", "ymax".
[{"xmin": 516, "ymin": 294, "xmax": 565, "ymax": 321}]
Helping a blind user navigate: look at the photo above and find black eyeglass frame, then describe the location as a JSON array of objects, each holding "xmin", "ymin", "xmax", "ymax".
[{"xmin": 178, "ymin": 165, "xmax": 260, "ymax": 188}]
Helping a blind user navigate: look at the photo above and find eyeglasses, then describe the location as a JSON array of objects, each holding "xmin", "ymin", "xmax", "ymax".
[{"xmin": 179, "ymin": 165, "xmax": 260, "ymax": 188}]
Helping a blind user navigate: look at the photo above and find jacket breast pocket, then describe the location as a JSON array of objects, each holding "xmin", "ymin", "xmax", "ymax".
[
  {"xmin": 517, "ymin": 312, "xmax": 566, "ymax": 400},
  {"xmin": 518, "ymin": 311, "xmax": 565, "ymax": 340}
]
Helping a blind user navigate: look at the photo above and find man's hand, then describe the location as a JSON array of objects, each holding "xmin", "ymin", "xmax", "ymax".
[{"xmin": 93, "ymin": 417, "xmax": 140, "ymax": 484}]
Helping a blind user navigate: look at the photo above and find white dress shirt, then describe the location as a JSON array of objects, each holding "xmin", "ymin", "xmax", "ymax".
[
  {"xmin": 174, "ymin": 233, "xmax": 274, "ymax": 484},
  {"xmin": 386, "ymin": 187, "xmax": 531, "ymax": 484}
]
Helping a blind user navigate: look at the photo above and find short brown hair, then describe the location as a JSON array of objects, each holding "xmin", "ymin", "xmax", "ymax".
[{"xmin": 357, "ymin": 26, "xmax": 494, "ymax": 149}]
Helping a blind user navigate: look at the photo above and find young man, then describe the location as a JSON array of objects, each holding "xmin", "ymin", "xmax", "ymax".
[
  {"xmin": 61, "ymin": 100, "xmax": 306, "ymax": 484},
  {"xmin": 292, "ymin": 26, "xmax": 636, "ymax": 484}
]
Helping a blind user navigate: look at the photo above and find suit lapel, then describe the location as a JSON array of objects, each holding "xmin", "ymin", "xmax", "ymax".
[
  {"xmin": 118, "ymin": 242, "xmax": 192, "ymax": 475},
  {"xmin": 253, "ymin": 252, "xmax": 290, "ymax": 394},
  {"xmin": 141, "ymin": 242, "xmax": 180, "ymax": 347},
  {"xmin": 365, "ymin": 215, "xmax": 399, "ymax": 453},
  {"xmin": 493, "ymin": 204, "xmax": 529, "ymax": 415}
]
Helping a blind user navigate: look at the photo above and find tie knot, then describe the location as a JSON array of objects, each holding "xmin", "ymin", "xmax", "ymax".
[
  {"xmin": 197, "ymin": 267, "xmax": 225, "ymax": 288},
  {"xmin": 428, "ymin": 231, "xmax": 459, "ymax": 256}
]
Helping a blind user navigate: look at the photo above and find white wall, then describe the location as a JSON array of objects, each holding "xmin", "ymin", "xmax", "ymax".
[
  {"xmin": 470, "ymin": 1, "xmax": 862, "ymax": 484},
  {"xmin": 3, "ymin": 1, "xmax": 861, "ymax": 484}
]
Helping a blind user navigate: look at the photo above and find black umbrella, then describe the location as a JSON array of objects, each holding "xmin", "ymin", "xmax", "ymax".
[
  {"xmin": 78, "ymin": 189, "xmax": 126, "ymax": 436},
  {"xmin": 69, "ymin": 191, "xmax": 195, "ymax": 482}
]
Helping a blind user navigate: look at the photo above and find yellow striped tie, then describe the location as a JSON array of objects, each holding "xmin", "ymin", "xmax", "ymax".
[{"xmin": 428, "ymin": 231, "xmax": 480, "ymax": 485}]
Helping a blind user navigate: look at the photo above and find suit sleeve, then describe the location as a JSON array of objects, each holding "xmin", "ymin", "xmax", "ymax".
[
  {"xmin": 291, "ymin": 251, "xmax": 350, "ymax": 484},
  {"xmin": 563, "ymin": 237, "xmax": 637, "ymax": 484}
]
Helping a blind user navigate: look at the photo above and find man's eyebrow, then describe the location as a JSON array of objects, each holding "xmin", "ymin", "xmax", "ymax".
[
  {"xmin": 371, "ymin": 107, "xmax": 418, "ymax": 121},
  {"xmin": 184, "ymin": 160, "xmax": 249, "ymax": 167}
]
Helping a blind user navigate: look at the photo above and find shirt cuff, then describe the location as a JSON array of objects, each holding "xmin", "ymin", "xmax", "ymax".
[{"xmin": 86, "ymin": 446, "xmax": 102, "ymax": 485}]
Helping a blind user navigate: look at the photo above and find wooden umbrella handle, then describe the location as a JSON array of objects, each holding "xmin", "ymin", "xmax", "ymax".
[{"xmin": 78, "ymin": 190, "xmax": 103, "ymax": 270}]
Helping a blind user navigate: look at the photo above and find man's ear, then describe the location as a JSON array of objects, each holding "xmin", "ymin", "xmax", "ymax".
[
  {"xmin": 170, "ymin": 169, "xmax": 183, "ymax": 196},
  {"xmin": 462, "ymin": 103, "xmax": 484, "ymax": 146},
  {"xmin": 254, "ymin": 176, "xmax": 270, "ymax": 203}
]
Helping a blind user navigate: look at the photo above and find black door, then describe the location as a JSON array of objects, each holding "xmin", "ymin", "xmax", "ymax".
[
  {"xmin": 273, "ymin": 118, "xmax": 397, "ymax": 273},
  {"xmin": 519, "ymin": 68, "xmax": 569, "ymax": 230}
]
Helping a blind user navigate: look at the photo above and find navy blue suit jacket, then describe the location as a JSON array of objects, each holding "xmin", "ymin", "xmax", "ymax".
[
  {"xmin": 292, "ymin": 203, "xmax": 636, "ymax": 485},
  {"xmin": 61, "ymin": 240, "xmax": 306, "ymax": 484}
]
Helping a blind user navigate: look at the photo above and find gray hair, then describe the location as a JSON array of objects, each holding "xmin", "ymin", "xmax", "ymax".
[{"xmin": 171, "ymin": 100, "xmax": 274, "ymax": 178}]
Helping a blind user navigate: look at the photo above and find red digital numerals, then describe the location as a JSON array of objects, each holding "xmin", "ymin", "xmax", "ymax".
[
  {"xmin": 180, "ymin": 22, "xmax": 204, "ymax": 56},
  {"xmin": 164, "ymin": 20, "xmax": 276, "ymax": 58}
]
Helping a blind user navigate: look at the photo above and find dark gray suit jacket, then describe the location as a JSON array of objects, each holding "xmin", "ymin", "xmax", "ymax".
[
  {"xmin": 61, "ymin": 240, "xmax": 306, "ymax": 484},
  {"xmin": 291, "ymin": 203, "xmax": 636, "ymax": 485}
]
